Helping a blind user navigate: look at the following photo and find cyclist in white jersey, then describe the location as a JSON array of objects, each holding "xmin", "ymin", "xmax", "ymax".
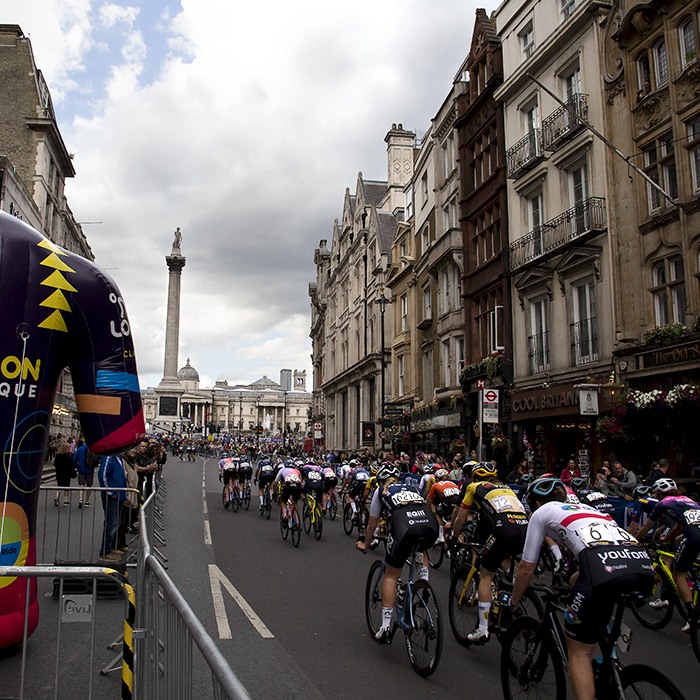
[{"xmin": 511, "ymin": 478, "xmax": 654, "ymax": 700}]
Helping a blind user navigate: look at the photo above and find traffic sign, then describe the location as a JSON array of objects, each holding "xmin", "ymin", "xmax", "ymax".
[
  {"xmin": 483, "ymin": 389, "xmax": 499, "ymax": 404},
  {"xmin": 379, "ymin": 430, "xmax": 388, "ymax": 440},
  {"xmin": 476, "ymin": 379, "xmax": 485, "ymax": 390}
]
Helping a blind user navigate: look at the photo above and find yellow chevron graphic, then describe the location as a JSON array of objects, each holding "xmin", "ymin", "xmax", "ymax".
[
  {"xmin": 38, "ymin": 310, "xmax": 69, "ymax": 332},
  {"xmin": 40, "ymin": 270, "xmax": 78, "ymax": 293},
  {"xmin": 40, "ymin": 252, "xmax": 76, "ymax": 273},
  {"xmin": 40, "ymin": 289, "xmax": 71, "ymax": 312},
  {"xmin": 37, "ymin": 238, "xmax": 68, "ymax": 256}
]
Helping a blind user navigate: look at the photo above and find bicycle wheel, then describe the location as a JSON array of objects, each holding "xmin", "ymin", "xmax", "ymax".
[
  {"xmin": 343, "ymin": 504, "xmax": 355, "ymax": 536},
  {"xmin": 448, "ymin": 564, "xmax": 479, "ymax": 646},
  {"xmin": 243, "ymin": 486, "xmax": 251, "ymax": 510},
  {"xmin": 618, "ymin": 664, "xmax": 686, "ymax": 700},
  {"xmin": 405, "ymin": 580, "xmax": 442, "ymax": 677},
  {"xmin": 690, "ymin": 603, "xmax": 700, "ymax": 665},
  {"xmin": 427, "ymin": 543, "xmax": 444, "ymax": 570},
  {"xmin": 313, "ymin": 505, "xmax": 323, "ymax": 540},
  {"xmin": 365, "ymin": 559, "xmax": 384, "ymax": 639},
  {"xmin": 222, "ymin": 487, "xmax": 228, "ymax": 509},
  {"xmin": 358, "ymin": 507, "xmax": 369, "ymax": 539},
  {"xmin": 303, "ymin": 501, "xmax": 312, "ymax": 534},
  {"xmin": 265, "ymin": 499, "xmax": 272, "ymax": 520},
  {"xmin": 291, "ymin": 507, "xmax": 301, "ymax": 548},
  {"xmin": 630, "ymin": 567, "xmax": 675, "ymax": 630},
  {"xmin": 231, "ymin": 491, "xmax": 240, "ymax": 513},
  {"xmin": 501, "ymin": 616, "xmax": 566, "ymax": 700},
  {"xmin": 280, "ymin": 509, "xmax": 289, "ymax": 540},
  {"xmin": 329, "ymin": 497, "xmax": 338, "ymax": 521}
]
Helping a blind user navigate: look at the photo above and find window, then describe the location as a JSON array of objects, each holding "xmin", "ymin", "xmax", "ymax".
[
  {"xmin": 571, "ymin": 278, "xmax": 598, "ymax": 365},
  {"xmin": 442, "ymin": 339, "xmax": 452, "ymax": 386},
  {"xmin": 568, "ymin": 162, "xmax": 590, "ymax": 235},
  {"xmin": 421, "ymin": 173, "xmax": 429, "ymax": 205},
  {"xmin": 401, "ymin": 294, "xmax": 408, "ymax": 332},
  {"xmin": 398, "ymin": 355, "xmax": 405, "ymax": 396},
  {"xmin": 440, "ymin": 269, "xmax": 451, "ymax": 314},
  {"xmin": 563, "ymin": 64, "xmax": 582, "ymax": 100},
  {"xmin": 527, "ymin": 191, "xmax": 544, "ymax": 260},
  {"xmin": 643, "ymin": 133, "xmax": 677, "ymax": 213},
  {"xmin": 520, "ymin": 22, "xmax": 534, "ymax": 61},
  {"xmin": 476, "ymin": 291, "xmax": 505, "ymax": 356},
  {"xmin": 680, "ymin": 18, "xmax": 698, "ymax": 68},
  {"xmin": 651, "ymin": 256, "xmax": 686, "ymax": 326},
  {"xmin": 399, "ymin": 241, "xmax": 406, "ymax": 267},
  {"xmin": 422, "ymin": 224, "xmax": 430, "ymax": 252},
  {"xmin": 653, "ymin": 39, "xmax": 668, "ymax": 86},
  {"xmin": 561, "ymin": 0, "xmax": 576, "ymax": 20},
  {"xmin": 405, "ymin": 183, "xmax": 414, "ymax": 220},
  {"xmin": 456, "ymin": 337, "xmax": 465, "ymax": 372},
  {"xmin": 529, "ymin": 297, "xmax": 549, "ymax": 374},
  {"xmin": 637, "ymin": 52, "xmax": 651, "ymax": 92},
  {"xmin": 688, "ymin": 118, "xmax": 700, "ymax": 191},
  {"xmin": 423, "ymin": 286, "xmax": 432, "ymax": 320},
  {"xmin": 472, "ymin": 203, "xmax": 501, "ymax": 266},
  {"xmin": 422, "ymin": 348, "xmax": 433, "ymax": 399}
]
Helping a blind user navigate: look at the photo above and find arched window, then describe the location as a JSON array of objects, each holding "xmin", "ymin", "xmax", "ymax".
[
  {"xmin": 654, "ymin": 39, "xmax": 669, "ymax": 85},
  {"xmin": 680, "ymin": 17, "xmax": 697, "ymax": 68}
]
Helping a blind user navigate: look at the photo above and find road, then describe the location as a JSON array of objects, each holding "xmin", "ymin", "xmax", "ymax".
[{"xmin": 162, "ymin": 456, "xmax": 698, "ymax": 700}]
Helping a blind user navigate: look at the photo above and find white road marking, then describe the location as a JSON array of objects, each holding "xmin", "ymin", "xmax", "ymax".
[
  {"xmin": 204, "ymin": 520, "xmax": 212, "ymax": 545},
  {"xmin": 208, "ymin": 564, "xmax": 274, "ymax": 639},
  {"xmin": 203, "ymin": 500, "xmax": 208, "ymax": 514}
]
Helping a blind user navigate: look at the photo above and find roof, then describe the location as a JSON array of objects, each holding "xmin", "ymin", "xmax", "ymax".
[
  {"xmin": 178, "ymin": 358, "xmax": 199, "ymax": 381},
  {"xmin": 376, "ymin": 212, "xmax": 397, "ymax": 254},
  {"xmin": 248, "ymin": 375, "xmax": 283, "ymax": 390}
]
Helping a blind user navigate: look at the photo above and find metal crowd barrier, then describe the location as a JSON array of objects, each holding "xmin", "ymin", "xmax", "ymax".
[{"xmin": 1, "ymin": 476, "xmax": 252, "ymax": 700}]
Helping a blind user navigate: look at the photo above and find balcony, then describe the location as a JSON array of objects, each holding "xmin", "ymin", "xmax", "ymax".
[
  {"xmin": 502, "ymin": 197, "xmax": 606, "ymax": 274},
  {"xmin": 528, "ymin": 331, "xmax": 550, "ymax": 375},
  {"xmin": 570, "ymin": 317, "xmax": 598, "ymax": 366},
  {"xmin": 542, "ymin": 94, "xmax": 587, "ymax": 151},
  {"xmin": 506, "ymin": 129, "xmax": 545, "ymax": 179}
]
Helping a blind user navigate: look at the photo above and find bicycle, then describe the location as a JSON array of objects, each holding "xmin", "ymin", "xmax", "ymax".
[
  {"xmin": 448, "ymin": 542, "xmax": 542, "ymax": 647},
  {"xmin": 221, "ymin": 483, "xmax": 233, "ymax": 510},
  {"xmin": 302, "ymin": 493, "xmax": 323, "ymax": 540},
  {"xmin": 364, "ymin": 546, "xmax": 443, "ymax": 677},
  {"xmin": 280, "ymin": 500, "xmax": 301, "ymax": 547},
  {"xmin": 343, "ymin": 497, "xmax": 368, "ymax": 538},
  {"xmin": 325, "ymin": 490, "xmax": 338, "ymax": 520},
  {"xmin": 259, "ymin": 487, "xmax": 272, "ymax": 519},
  {"xmin": 241, "ymin": 481, "xmax": 251, "ymax": 511},
  {"xmin": 630, "ymin": 541, "xmax": 700, "ymax": 631},
  {"xmin": 500, "ymin": 583, "xmax": 686, "ymax": 700}
]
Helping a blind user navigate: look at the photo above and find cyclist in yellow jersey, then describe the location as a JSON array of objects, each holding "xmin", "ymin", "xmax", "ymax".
[{"xmin": 448, "ymin": 462, "xmax": 528, "ymax": 644}]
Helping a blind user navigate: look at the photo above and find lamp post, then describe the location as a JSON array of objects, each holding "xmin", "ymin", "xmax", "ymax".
[
  {"xmin": 375, "ymin": 288, "xmax": 389, "ymax": 446},
  {"xmin": 283, "ymin": 390, "xmax": 288, "ymax": 452},
  {"xmin": 238, "ymin": 394, "xmax": 243, "ymax": 440}
]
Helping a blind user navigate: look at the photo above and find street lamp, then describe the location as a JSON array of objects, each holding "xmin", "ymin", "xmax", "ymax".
[
  {"xmin": 283, "ymin": 390, "xmax": 288, "ymax": 452},
  {"xmin": 238, "ymin": 394, "xmax": 243, "ymax": 440},
  {"xmin": 375, "ymin": 288, "xmax": 389, "ymax": 444}
]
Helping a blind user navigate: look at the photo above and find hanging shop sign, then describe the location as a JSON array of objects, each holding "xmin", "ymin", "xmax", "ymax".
[{"xmin": 579, "ymin": 389, "xmax": 599, "ymax": 416}]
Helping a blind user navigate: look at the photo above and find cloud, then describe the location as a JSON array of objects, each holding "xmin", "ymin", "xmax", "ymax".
[{"xmin": 5, "ymin": 0, "xmax": 483, "ymax": 389}]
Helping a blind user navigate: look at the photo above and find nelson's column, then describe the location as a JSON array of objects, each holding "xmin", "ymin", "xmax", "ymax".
[{"xmin": 155, "ymin": 228, "xmax": 186, "ymax": 429}]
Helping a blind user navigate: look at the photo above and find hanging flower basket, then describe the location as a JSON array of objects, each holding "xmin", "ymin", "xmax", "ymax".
[{"xmin": 491, "ymin": 434, "xmax": 511, "ymax": 453}]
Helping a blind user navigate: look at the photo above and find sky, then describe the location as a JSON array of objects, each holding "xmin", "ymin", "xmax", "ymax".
[{"xmin": 2, "ymin": 0, "xmax": 487, "ymax": 391}]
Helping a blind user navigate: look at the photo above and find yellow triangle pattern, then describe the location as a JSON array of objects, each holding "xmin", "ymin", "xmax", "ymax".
[
  {"xmin": 37, "ymin": 238, "xmax": 68, "ymax": 256},
  {"xmin": 37, "ymin": 240, "xmax": 77, "ymax": 334},
  {"xmin": 40, "ymin": 252, "xmax": 76, "ymax": 273},
  {"xmin": 38, "ymin": 309, "xmax": 69, "ymax": 332},
  {"xmin": 39, "ymin": 289, "xmax": 71, "ymax": 311}
]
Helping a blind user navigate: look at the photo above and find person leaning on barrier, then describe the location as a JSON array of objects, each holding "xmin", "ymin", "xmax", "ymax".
[{"xmin": 97, "ymin": 451, "xmax": 128, "ymax": 561}]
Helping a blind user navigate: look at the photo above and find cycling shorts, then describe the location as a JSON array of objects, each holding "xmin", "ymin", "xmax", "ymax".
[
  {"xmin": 282, "ymin": 482, "xmax": 302, "ymax": 503},
  {"xmin": 323, "ymin": 477, "xmax": 338, "ymax": 493},
  {"xmin": 349, "ymin": 479, "xmax": 368, "ymax": 499},
  {"xmin": 480, "ymin": 515, "xmax": 527, "ymax": 573},
  {"xmin": 222, "ymin": 469, "xmax": 237, "ymax": 485},
  {"xmin": 435, "ymin": 495, "xmax": 459, "ymax": 520},
  {"xmin": 565, "ymin": 544, "xmax": 654, "ymax": 644},
  {"xmin": 386, "ymin": 505, "xmax": 438, "ymax": 569},
  {"xmin": 239, "ymin": 466, "xmax": 253, "ymax": 481},
  {"xmin": 302, "ymin": 481, "xmax": 323, "ymax": 500},
  {"xmin": 674, "ymin": 525, "xmax": 700, "ymax": 573},
  {"xmin": 258, "ymin": 474, "xmax": 274, "ymax": 488}
]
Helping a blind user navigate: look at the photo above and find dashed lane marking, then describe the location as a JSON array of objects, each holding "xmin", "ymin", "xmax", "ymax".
[{"xmin": 204, "ymin": 520, "xmax": 212, "ymax": 545}]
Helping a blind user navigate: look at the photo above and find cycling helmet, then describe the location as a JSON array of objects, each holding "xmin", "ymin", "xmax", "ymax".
[
  {"xmin": 570, "ymin": 477, "xmax": 588, "ymax": 492},
  {"xmin": 423, "ymin": 464, "xmax": 435, "ymax": 474},
  {"xmin": 434, "ymin": 468, "xmax": 449, "ymax": 481},
  {"xmin": 633, "ymin": 485, "xmax": 652, "ymax": 499},
  {"xmin": 652, "ymin": 478, "xmax": 677, "ymax": 497},
  {"xmin": 472, "ymin": 462, "xmax": 498, "ymax": 480},
  {"xmin": 526, "ymin": 477, "xmax": 566, "ymax": 511},
  {"xmin": 370, "ymin": 466, "xmax": 378, "ymax": 476},
  {"xmin": 521, "ymin": 473, "xmax": 534, "ymax": 484},
  {"xmin": 376, "ymin": 464, "xmax": 399, "ymax": 482},
  {"xmin": 540, "ymin": 473, "xmax": 557, "ymax": 479},
  {"xmin": 222, "ymin": 452, "xmax": 229, "ymax": 458}
]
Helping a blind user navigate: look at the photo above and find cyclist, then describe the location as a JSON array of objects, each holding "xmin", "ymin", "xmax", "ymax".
[
  {"xmin": 448, "ymin": 461, "xmax": 528, "ymax": 644},
  {"xmin": 425, "ymin": 468, "xmax": 459, "ymax": 543},
  {"xmin": 570, "ymin": 477, "xmax": 616, "ymax": 518},
  {"xmin": 346, "ymin": 462, "xmax": 370, "ymax": 514},
  {"xmin": 239, "ymin": 459, "xmax": 253, "ymax": 497},
  {"xmin": 511, "ymin": 477, "xmax": 654, "ymax": 700},
  {"xmin": 356, "ymin": 464, "xmax": 438, "ymax": 642},
  {"xmin": 274, "ymin": 464, "xmax": 303, "ymax": 519},
  {"xmin": 321, "ymin": 465, "xmax": 338, "ymax": 513},
  {"xmin": 636, "ymin": 478, "xmax": 700, "ymax": 629},
  {"xmin": 418, "ymin": 464, "xmax": 436, "ymax": 498},
  {"xmin": 301, "ymin": 463, "xmax": 324, "ymax": 509},
  {"xmin": 218, "ymin": 453, "xmax": 236, "ymax": 508},
  {"xmin": 257, "ymin": 460, "xmax": 275, "ymax": 512},
  {"xmin": 626, "ymin": 485, "xmax": 655, "ymax": 536}
]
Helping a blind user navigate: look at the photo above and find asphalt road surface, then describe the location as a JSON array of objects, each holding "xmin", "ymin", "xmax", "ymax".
[{"xmin": 162, "ymin": 456, "xmax": 698, "ymax": 700}]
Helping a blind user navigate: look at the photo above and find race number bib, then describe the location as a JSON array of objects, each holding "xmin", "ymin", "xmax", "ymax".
[
  {"xmin": 490, "ymin": 494, "xmax": 524, "ymax": 514},
  {"xmin": 684, "ymin": 509, "xmax": 700, "ymax": 526},
  {"xmin": 575, "ymin": 521, "xmax": 633, "ymax": 548},
  {"xmin": 286, "ymin": 474, "xmax": 301, "ymax": 484}
]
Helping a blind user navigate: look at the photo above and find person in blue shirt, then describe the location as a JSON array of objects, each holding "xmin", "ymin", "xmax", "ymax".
[{"xmin": 97, "ymin": 453, "xmax": 128, "ymax": 561}]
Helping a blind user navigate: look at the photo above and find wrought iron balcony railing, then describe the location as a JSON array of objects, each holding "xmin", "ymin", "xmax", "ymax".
[
  {"xmin": 542, "ymin": 94, "xmax": 588, "ymax": 151},
  {"xmin": 502, "ymin": 197, "xmax": 606, "ymax": 274},
  {"xmin": 506, "ymin": 129, "xmax": 545, "ymax": 179},
  {"xmin": 570, "ymin": 317, "xmax": 598, "ymax": 366},
  {"xmin": 528, "ymin": 331, "xmax": 550, "ymax": 375}
]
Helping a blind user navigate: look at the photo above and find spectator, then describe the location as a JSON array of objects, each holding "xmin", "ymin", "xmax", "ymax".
[
  {"xmin": 594, "ymin": 463, "xmax": 613, "ymax": 494},
  {"xmin": 506, "ymin": 459, "xmax": 527, "ymax": 485},
  {"xmin": 560, "ymin": 458, "xmax": 581, "ymax": 485},
  {"xmin": 98, "ymin": 452, "xmax": 127, "ymax": 561},
  {"xmin": 636, "ymin": 79, "xmax": 651, "ymax": 101},
  {"xmin": 647, "ymin": 458, "xmax": 670, "ymax": 487},
  {"xmin": 607, "ymin": 460, "xmax": 638, "ymax": 500},
  {"xmin": 53, "ymin": 443, "xmax": 75, "ymax": 506},
  {"xmin": 74, "ymin": 440, "xmax": 99, "ymax": 508}
]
